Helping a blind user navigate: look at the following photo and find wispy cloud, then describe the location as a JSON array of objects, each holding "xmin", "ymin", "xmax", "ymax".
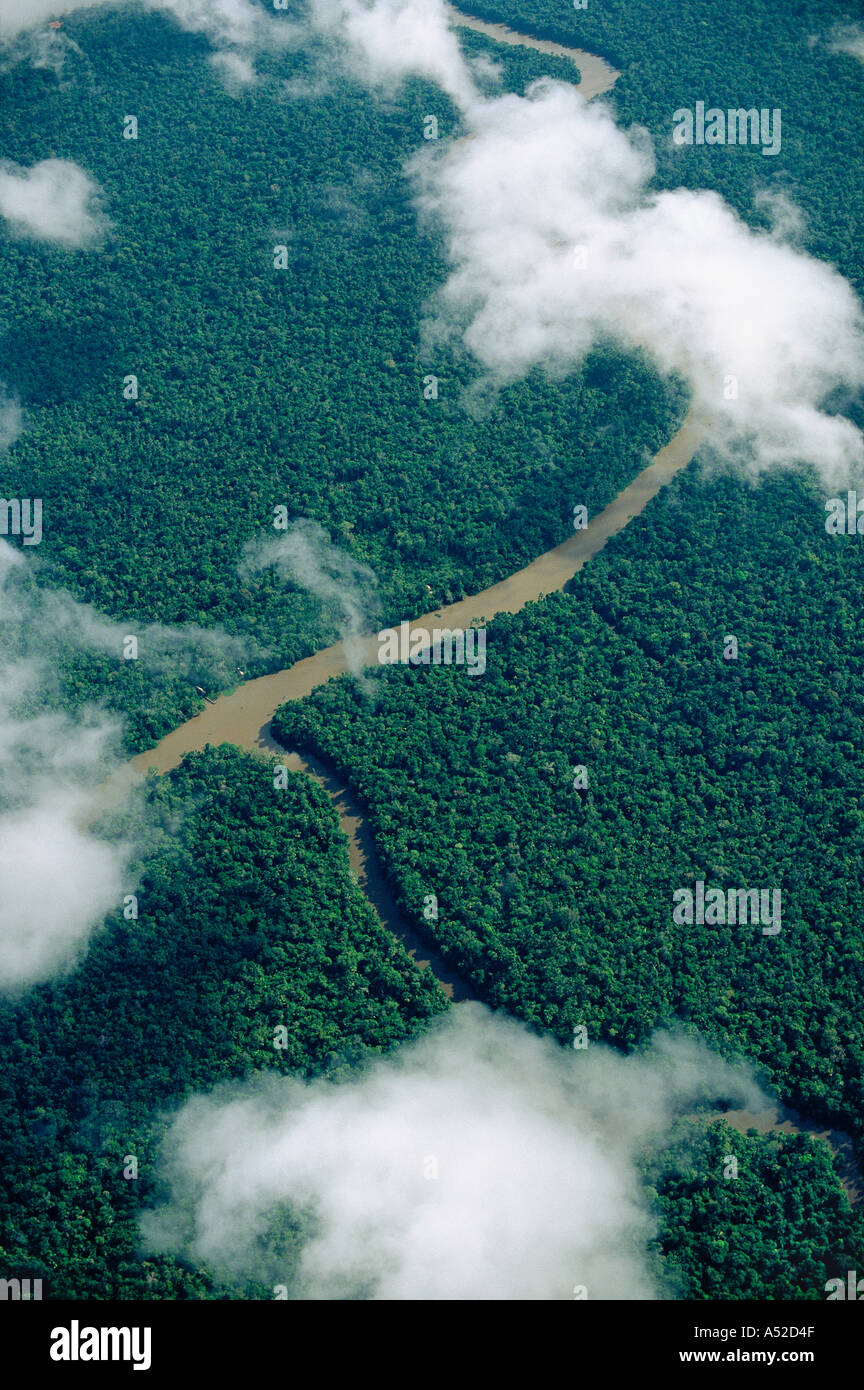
[
  {"xmin": 828, "ymin": 23, "xmax": 864, "ymax": 64},
  {"xmin": 0, "ymin": 542, "xmax": 133, "ymax": 992},
  {"xmin": 0, "ymin": 541, "xmax": 262, "ymax": 992},
  {"xmin": 241, "ymin": 518, "xmax": 380, "ymax": 674},
  {"xmin": 0, "ymin": 383, "xmax": 23, "ymax": 451},
  {"xmin": 0, "ymin": 0, "xmax": 300, "ymax": 85},
  {"xmin": 0, "ymin": 0, "xmax": 114, "ymax": 36}
]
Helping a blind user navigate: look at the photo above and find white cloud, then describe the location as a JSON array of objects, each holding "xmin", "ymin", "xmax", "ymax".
[
  {"xmin": 285, "ymin": 0, "xmax": 864, "ymax": 483},
  {"xmin": 409, "ymin": 79, "xmax": 864, "ymax": 483},
  {"xmin": 0, "ymin": 797, "xmax": 129, "ymax": 993},
  {"xmin": 155, "ymin": 0, "xmax": 269, "ymax": 48},
  {"xmin": 209, "ymin": 49, "xmax": 257, "ymax": 88},
  {"xmin": 308, "ymin": 0, "xmax": 477, "ymax": 107},
  {"xmin": 241, "ymin": 518, "xmax": 380, "ymax": 678},
  {"xmin": 0, "ymin": 158, "xmax": 108, "ymax": 247},
  {"xmin": 0, "ymin": 0, "xmax": 300, "ymax": 83},
  {"xmin": 828, "ymin": 23, "xmax": 864, "ymax": 64},
  {"xmin": 0, "ymin": 0, "xmax": 265, "ymax": 42},
  {"xmin": 242, "ymin": 518, "xmax": 380, "ymax": 637},
  {"xmin": 142, "ymin": 1005, "xmax": 765, "ymax": 1299},
  {"xmin": 0, "ymin": 383, "xmax": 23, "ymax": 451},
  {"xmin": 0, "ymin": 544, "xmax": 132, "ymax": 992},
  {"xmin": 0, "ymin": 541, "xmax": 261, "ymax": 992}
]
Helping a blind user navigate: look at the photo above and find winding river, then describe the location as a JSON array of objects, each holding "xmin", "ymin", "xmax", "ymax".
[
  {"xmin": 121, "ymin": 412, "xmax": 704, "ymax": 1000},
  {"xmin": 129, "ymin": 414, "xmax": 706, "ymax": 778},
  {"xmin": 106, "ymin": 14, "xmax": 860, "ymax": 1197},
  {"xmin": 446, "ymin": 5, "xmax": 620, "ymax": 99},
  {"xmin": 97, "ymin": 6, "xmax": 691, "ymax": 999}
]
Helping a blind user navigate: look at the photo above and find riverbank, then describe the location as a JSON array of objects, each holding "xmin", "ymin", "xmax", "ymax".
[{"xmin": 129, "ymin": 411, "xmax": 705, "ymax": 779}]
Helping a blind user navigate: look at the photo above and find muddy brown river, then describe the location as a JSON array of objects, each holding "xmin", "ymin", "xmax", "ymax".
[
  {"xmin": 446, "ymin": 5, "xmax": 620, "ymax": 100},
  {"xmin": 116, "ymin": 411, "xmax": 704, "ymax": 992},
  {"xmin": 127, "ymin": 412, "xmax": 705, "ymax": 778}
]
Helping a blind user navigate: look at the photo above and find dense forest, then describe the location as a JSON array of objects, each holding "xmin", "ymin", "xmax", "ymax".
[
  {"xmin": 272, "ymin": 460, "xmax": 864, "ymax": 1147},
  {"xmin": 0, "ymin": 744, "xmax": 858, "ymax": 1301},
  {"xmin": 271, "ymin": 454, "xmax": 864, "ymax": 1286},
  {"xmin": 3, "ymin": 0, "xmax": 864, "ymax": 1301},
  {"xmin": 259, "ymin": 0, "xmax": 864, "ymax": 1294},
  {"xmin": 3, "ymin": 0, "xmax": 860, "ymax": 747},
  {"xmin": 0, "ymin": 746, "xmax": 447, "ymax": 1298},
  {"xmin": 0, "ymin": 4, "xmax": 676, "ymax": 749},
  {"xmin": 646, "ymin": 1120, "xmax": 864, "ymax": 1300}
]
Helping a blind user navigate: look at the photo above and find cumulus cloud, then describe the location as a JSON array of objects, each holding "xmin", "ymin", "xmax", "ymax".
[
  {"xmin": 408, "ymin": 78, "xmax": 864, "ymax": 484},
  {"xmin": 271, "ymin": 0, "xmax": 864, "ymax": 484},
  {"xmin": 0, "ymin": 157, "xmax": 108, "ymax": 247},
  {"xmin": 109, "ymin": 0, "xmax": 859, "ymax": 485},
  {"xmin": 308, "ymin": 0, "xmax": 477, "ymax": 106},
  {"xmin": 142, "ymin": 1005, "xmax": 765, "ymax": 1299},
  {"xmin": 241, "ymin": 518, "xmax": 380, "ymax": 672},
  {"xmin": 0, "ymin": 0, "xmax": 466, "ymax": 93}
]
